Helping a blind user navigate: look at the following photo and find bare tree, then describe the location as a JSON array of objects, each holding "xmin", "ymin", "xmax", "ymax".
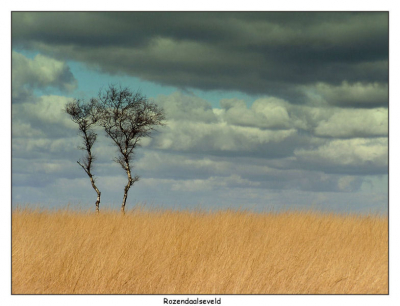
[
  {"xmin": 65, "ymin": 99, "xmax": 102, "ymax": 213},
  {"xmin": 95, "ymin": 85, "xmax": 165, "ymax": 214}
]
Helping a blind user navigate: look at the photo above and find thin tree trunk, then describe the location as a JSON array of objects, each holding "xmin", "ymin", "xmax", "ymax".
[
  {"xmin": 89, "ymin": 176, "xmax": 101, "ymax": 214},
  {"xmin": 121, "ymin": 165, "xmax": 132, "ymax": 214},
  {"xmin": 78, "ymin": 161, "xmax": 101, "ymax": 213}
]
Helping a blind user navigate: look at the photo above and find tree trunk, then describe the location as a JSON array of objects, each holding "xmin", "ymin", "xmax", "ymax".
[
  {"xmin": 121, "ymin": 166, "xmax": 132, "ymax": 214},
  {"xmin": 89, "ymin": 176, "xmax": 101, "ymax": 214},
  {"xmin": 78, "ymin": 161, "xmax": 101, "ymax": 213},
  {"xmin": 121, "ymin": 190, "xmax": 128, "ymax": 214},
  {"xmin": 95, "ymin": 190, "xmax": 101, "ymax": 214}
]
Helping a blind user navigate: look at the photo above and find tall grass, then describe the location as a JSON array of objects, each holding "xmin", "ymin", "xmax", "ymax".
[{"xmin": 12, "ymin": 207, "xmax": 388, "ymax": 294}]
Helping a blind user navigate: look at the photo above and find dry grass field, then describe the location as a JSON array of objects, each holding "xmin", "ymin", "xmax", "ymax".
[{"xmin": 12, "ymin": 207, "xmax": 388, "ymax": 294}]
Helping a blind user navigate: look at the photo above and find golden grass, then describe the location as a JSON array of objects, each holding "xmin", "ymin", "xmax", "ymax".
[{"xmin": 12, "ymin": 207, "xmax": 388, "ymax": 294}]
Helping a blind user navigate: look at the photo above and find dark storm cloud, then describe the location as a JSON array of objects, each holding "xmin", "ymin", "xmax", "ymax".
[
  {"xmin": 12, "ymin": 12, "xmax": 388, "ymax": 105},
  {"xmin": 304, "ymin": 81, "xmax": 388, "ymax": 108}
]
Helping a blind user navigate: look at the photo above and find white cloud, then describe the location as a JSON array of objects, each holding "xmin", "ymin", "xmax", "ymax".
[
  {"xmin": 13, "ymin": 94, "xmax": 76, "ymax": 130},
  {"xmin": 220, "ymin": 97, "xmax": 294, "ymax": 129},
  {"xmin": 152, "ymin": 120, "xmax": 297, "ymax": 152},
  {"xmin": 314, "ymin": 107, "xmax": 388, "ymax": 138},
  {"xmin": 155, "ymin": 91, "xmax": 218, "ymax": 123},
  {"xmin": 149, "ymin": 92, "xmax": 301, "ymax": 154},
  {"xmin": 218, "ymin": 96, "xmax": 388, "ymax": 140},
  {"xmin": 12, "ymin": 51, "xmax": 77, "ymax": 100},
  {"xmin": 295, "ymin": 137, "xmax": 388, "ymax": 170}
]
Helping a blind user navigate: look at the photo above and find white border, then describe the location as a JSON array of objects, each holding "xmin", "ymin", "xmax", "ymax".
[{"xmin": 3, "ymin": 2, "xmax": 398, "ymax": 306}]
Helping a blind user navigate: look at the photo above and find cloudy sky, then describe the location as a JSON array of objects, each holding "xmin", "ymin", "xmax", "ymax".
[{"xmin": 11, "ymin": 12, "xmax": 388, "ymax": 214}]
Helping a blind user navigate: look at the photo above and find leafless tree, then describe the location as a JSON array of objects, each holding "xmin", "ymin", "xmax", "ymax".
[
  {"xmin": 65, "ymin": 99, "xmax": 102, "ymax": 213},
  {"xmin": 95, "ymin": 85, "xmax": 165, "ymax": 214}
]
